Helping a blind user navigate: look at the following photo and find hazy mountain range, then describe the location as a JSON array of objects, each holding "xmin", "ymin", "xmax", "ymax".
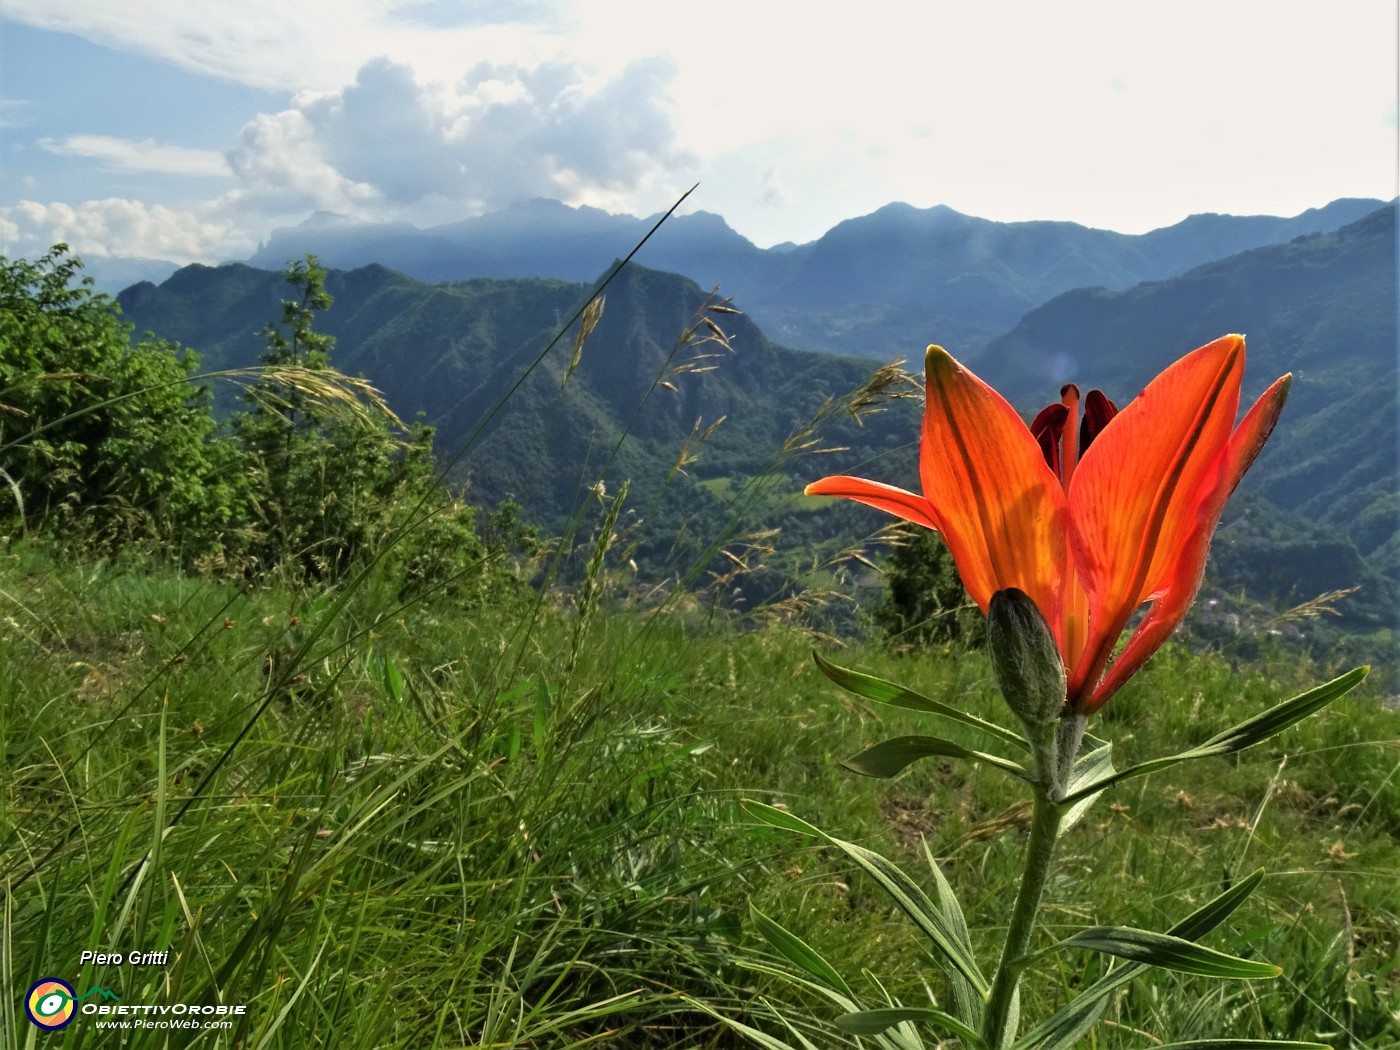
[
  {"xmin": 116, "ymin": 199, "xmax": 1398, "ymax": 625},
  {"xmin": 90, "ymin": 194, "xmax": 1386, "ymax": 348},
  {"xmin": 240, "ymin": 196, "xmax": 1387, "ymax": 358}
]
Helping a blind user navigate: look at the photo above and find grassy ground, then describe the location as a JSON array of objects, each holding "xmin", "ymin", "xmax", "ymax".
[{"xmin": 2, "ymin": 538, "xmax": 1397, "ymax": 1048}]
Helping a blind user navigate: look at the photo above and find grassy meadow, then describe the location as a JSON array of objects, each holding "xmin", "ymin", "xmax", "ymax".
[{"xmin": 2, "ymin": 530, "xmax": 1397, "ymax": 1048}]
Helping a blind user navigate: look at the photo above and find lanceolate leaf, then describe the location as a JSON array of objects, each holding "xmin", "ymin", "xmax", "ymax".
[
  {"xmin": 814, "ymin": 652, "xmax": 1029, "ymax": 752},
  {"xmin": 842, "ymin": 735, "xmax": 1031, "ymax": 782},
  {"xmin": 733, "ymin": 960, "xmax": 860, "ymax": 1016},
  {"xmin": 1013, "ymin": 871, "xmax": 1267, "ymax": 1050},
  {"xmin": 750, "ymin": 906, "xmax": 854, "ymax": 1000},
  {"xmin": 1059, "ymin": 668, "xmax": 1367, "ymax": 806},
  {"xmin": 1052, "ymin": 925, "xmax": 1281, "ymax": 979},
  {"xmin": 1194, "ymin": 666, "xmax": 1367, "ymax": 754},
  {"xmin": 836, "ymin": 1006, "xmax": 984, "ymax": 1045},
  {"xmin": 924, "ymin": 838, "xmax": 983, "ymax": 1029},
  {"xmin": 1059, "ymin": 739, "xmax": 1114, "ymax": 832},
  {"xmin": 742, "ymin": 800, "xmax": 826, "ymax": 838},
  {"xmin": 742, "ymin": 800, "xmax": 989, "ymax": 998},
  {"xmin": 681, "ymin": 997, "xmax": 806, "ymax": 1050}
]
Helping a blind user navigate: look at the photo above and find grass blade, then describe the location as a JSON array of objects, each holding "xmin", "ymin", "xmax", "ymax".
[
  {"xmin": 750, "ymin": 905, "xmax": 855, "ymax": 999},
  {"xmin": 837, "ymin": 1005, "xmax": 984, "ymax": 1045},
  {"xmin": 743, "ymin": 800, "xmax": 989, "ymax": 998}
]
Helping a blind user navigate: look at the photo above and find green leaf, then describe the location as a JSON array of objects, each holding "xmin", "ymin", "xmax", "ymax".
[
  {"xmin": 842, "ymin": 735, "xmax": 1031, "ymax": 782},
  {"xmin": 733, "ymin": 960, "xmax": 859, "ymax": 1016},
  {"xmin": 741, "ymin": 799, "xmax": 825, "ymax": 838},
  {"xmin": 1059, "ymin": 668, "xmax": 1367, "ymax": 806},
  {"xmin": 681, "ymin": 997, "xmax": 806, "ymax": 1050},
  {"xmin": 1013, "ymin": 871, "xmax": 1268, "ymax": 1050},
  {"xmin": 837, "ymin": 1006, "xmax": 983, "ymax": 1045},
  {"xmin": 1194, "ymin": 666, "xmax": 1367, "ymax": 754},
  {"xmin": 1059, "ymin": 739, "xmax": 1114, "ymax": 832},
  {"xmin": 835, "ymin": 838, "xmax": 989, "ymax": 997},
  {"xmin": 1052, "ymin": 925, "xmax": 1281, "ymax": 979},
  {"xmin": 379, "ymin": 654, "xmax": 404, "ymax": 703},
  {"xmin": 1168, "ymin": 870, "xmax": 1268, "ymax": 942},
  {"xmin": 1154, "ymin": 1042, "xmax": 1332, "ymax": 1050},
  {"xmin": 741, "ymin": 800, "xmax": 989, "ymax": 997},
  {"xmin": 814, "ymin": 652, "xmax": 1029, "ymax": 752},
  {"xmin": 750, "ymin": 906, "xmax": 854, "ymax": 999},
  {"xmin": 923, "ymin": 839, "xmax": 982, "ymax": 1029}
]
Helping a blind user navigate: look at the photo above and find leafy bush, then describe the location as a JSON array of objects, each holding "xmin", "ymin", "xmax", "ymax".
[
  {"xmin": 0, "ymin": 245, "xmax": 241, "ymax": 546},
  {"xmin": 0, "ymin": 247, "xmax": 530, "ymax": 603}
]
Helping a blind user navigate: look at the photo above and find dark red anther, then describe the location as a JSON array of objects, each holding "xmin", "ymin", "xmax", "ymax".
[{"xmin": 1031, "ymin": 384, "xmax": 1119, "ymax": 487}]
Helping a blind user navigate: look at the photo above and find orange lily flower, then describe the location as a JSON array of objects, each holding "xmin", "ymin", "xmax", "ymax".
[{"xmin": 807, "ymin": 335, "xmax": 1290, "ymax": 713}]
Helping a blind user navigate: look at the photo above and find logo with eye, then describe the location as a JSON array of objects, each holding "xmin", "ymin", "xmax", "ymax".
[{"xmin": 25, "ymin": 978, "xmax": 77, "ymax": 1030}]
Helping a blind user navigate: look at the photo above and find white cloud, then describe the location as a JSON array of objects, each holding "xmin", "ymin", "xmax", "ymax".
[
  {"xmin": 0, "ymin": 0, "xmax": 568, "ymax": 92},
  {"xmin": 0, "ymin": 1, "xmax": 361, "ymax": 91},
  {"xmin": 755, "ymin": 165, "xmax": 789, "ymax": 209},
  {"xmin": 2, "ymin": 50, "xmax": 694, "ymax": 264},
  {"xmin": 1, "ymin": 199, "xmax": 241, "ymax": 262},
  {"xmin": 224, "ymin": 55, "xmax": 693, "ymax": 219},
  {"xmin": 0, "ymin": 98, "xmax": 34, "ymax": 130},
  {"xmin": 225, "ymin": 107, "xmax": 383, "ymax": 217},
  {"xmin": 40, "ymin": 135, "xmax": 232, "ymax": 177}
]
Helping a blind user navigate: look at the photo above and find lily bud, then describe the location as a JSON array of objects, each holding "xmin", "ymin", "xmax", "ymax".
[{"xmin": 987, "ymin": 588, "xmax": 1066, "ymax": 734}]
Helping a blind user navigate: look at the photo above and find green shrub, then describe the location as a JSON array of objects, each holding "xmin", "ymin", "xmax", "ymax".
[{"xmin": 0, "ymin": 245, "xmax": 241, "ymax": 547}]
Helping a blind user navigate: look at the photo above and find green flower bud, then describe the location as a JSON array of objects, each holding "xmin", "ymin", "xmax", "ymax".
[{"xmin": 987, "ymin": 588, "xmax": 1067, "ymax": 734}]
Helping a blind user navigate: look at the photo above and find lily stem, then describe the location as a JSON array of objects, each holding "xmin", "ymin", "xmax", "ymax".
[{"xmin": 982, "ymin": 785, "xmax": 1064, "ymax": 1048}]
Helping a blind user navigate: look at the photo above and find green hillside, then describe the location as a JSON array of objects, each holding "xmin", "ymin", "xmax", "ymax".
[
  {"xmin": 4, "ymin": 241, "xmax": 1395, "ymax": 1049},
  {"xmin": 119, "ymin": 261, "xmax": 921, "ymax": 587}
]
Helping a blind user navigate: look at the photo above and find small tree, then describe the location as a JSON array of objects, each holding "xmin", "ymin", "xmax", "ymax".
[
  {"xmin": 871, "ymin": 523, "xmax": 982, "ymax": 650},
  {"xmin": 231, "ymin": 255, "xmax": 503, "ymax": 593}
]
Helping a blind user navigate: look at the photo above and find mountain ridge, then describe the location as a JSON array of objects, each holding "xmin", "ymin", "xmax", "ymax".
[{"xmin": 243, "ymin": 195, "xmax": 1389, "ymax": 358}]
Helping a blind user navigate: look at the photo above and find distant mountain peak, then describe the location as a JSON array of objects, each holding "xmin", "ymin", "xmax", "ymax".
[{"xmin": 300, "ymin": 210, "xmax": 356, "ymax": 229}]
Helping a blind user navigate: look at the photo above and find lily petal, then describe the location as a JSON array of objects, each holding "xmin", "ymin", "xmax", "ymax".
[
  {"xmin": 1067, "ymin": 335, "xmax": 1246, "ymax": 703},
  {"xmin": 918, "ymin": 346, "xmax": 1069, "ymax": 626},
  {"xmin": 1088, "ymin": 371, "xmax": 1292, "ymax": 708},
  {"xmin": 803, "ymin": 475, "xmax": 942, "ymax": 532}
]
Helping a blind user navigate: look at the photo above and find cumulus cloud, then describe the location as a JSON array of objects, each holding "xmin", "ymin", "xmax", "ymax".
[
  {"xmin": 225, "ymin": 54, "xmax": 693, "ymax": 220},
  {"xmin": 7, "ymin": 51, "xmax": 694, "ymax": 265},
  {"xmin": 40, "ymin": 135, "xmax": 232, "ymax": 177},
  {"xmin": 225, "ymin": 107, "xmax": 383, "ymax": 218},
  {"xmin": 1, "ymin": 198, "xmax": 241, "ymax": 262}
]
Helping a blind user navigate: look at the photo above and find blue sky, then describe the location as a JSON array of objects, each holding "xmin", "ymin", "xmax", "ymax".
[{"xmin": 1, "ymin": 1, "xmax": 1395, "ymax": 267}]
